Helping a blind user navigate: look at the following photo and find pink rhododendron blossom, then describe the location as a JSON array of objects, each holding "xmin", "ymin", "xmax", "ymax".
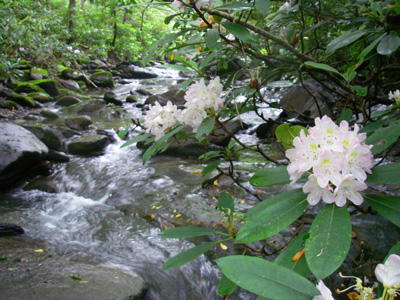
[
  {"xmin": 389, "ymin": 89, "xmax": 400, "ymax": 107},
  {"xmin": 143, "ymin": 101, "xmax": 180, "ymax": 140},
  {"xmin": 313, "ymin": 281, "xmax": 335, "ymax": 300},
  {"xmin": 286, "ymin": 115, "xmax": 373, "ymax": 207},
  {"xmin": 375, "ymin": 254, "xmax": 400, "ymax": 289}
]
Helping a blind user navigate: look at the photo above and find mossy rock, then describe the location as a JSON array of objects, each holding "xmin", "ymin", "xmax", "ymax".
[
  {"xmin": 28, "ymin": 92, "xmax": 53, "ymax": 103},
  {"xmin": 58, "ymin": 88, "xmax": 90, "ymax": 100},
  {"xmin": 30, "ymin": 67, "xmax": 48, "ymax": 80},
  {"xmin": 28, "ymin": 79, "xmax": 63, "ymax": 97},
  {"xmin": 89, "ymin": 71, "xmax": 115, "ymax": 88},
  {"xmin": 14, "ymin": 82, "xmax": 45, "ymax": 94},
  {"xmin": 61, "ymin": 68, "xmax": 82, "ymax": 80},
  {"xmin": 55, "ymin": 96, "xmax": 81, "ymax": 107},
  {"xmin": 68, "ymin": 135, "xmax": 110, "ymax": 155},
  {"xmin": 7, "ymin": 101, "xmax": 21, "ymax": 108},
  {"xmin": 40, "ymin": 110, "xmax": 59, "ymax": 119},
  {"xmin": 9, "ymin": 93, "xmax": 36, "ymax": 108},
  {"xmin": 76, "ymin": 81, "xmax": 87, "ymax": 90}
]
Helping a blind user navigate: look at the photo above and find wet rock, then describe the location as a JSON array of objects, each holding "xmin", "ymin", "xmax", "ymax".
[
  {"xmin": 67, "ymin": 135, "xmax": 110, "ymax": 155},
  {"xmin": 65, "ymin": 115, "xmax": 93, "ymax": 131},
  {"xmin": 23, "ymin": 125, "xmax": 64, "ymax": 151},
  {"xmin": 8, "ymin": 94, "xmax": 36, "ymax": 108},
  {"xmin": 55, "ymin": 95, "xmax": 81, "ymax": 107},
  {"xmin": 45, "ymin": 150, "xmax": 70, "ymax": 163},
  {"xmin": 28, "ymin": 92, "xmax": 53, "ymax": 103},
  {"xmin": 0, "ymin": 100, "xmax": 14, "ymax": 109},
  {"xmin": 29, "ymin": 79, "xmax": 63, "ymax": 97},
  {"xmin": 126, "ymin": 95, "xmax": 138, "ymax": 103},
  {"xmin": 0, "ymin": 238, "xmax": 147, "ymax": 300},
  {"xmin": 14, "ymin": 82, "xmax": 45, "ymax": 94},
  {"xmin": 57, "ymin": 78, "xmax": 81, "ymax": 93},
  {"xmin": 61, "ymin": 68, "xmax": 83, "ymax": 80},
  {"xmin": 0, "ymin": 121, "xmax": 48, "ymax": 189},
  {"xmin": 30, "ymin": 67, "xmax": 48, "ymax": 80},
  {"xmin": 118, "ymin": 65, "xmax": 157, "ymax": 79},
  {"xmin": 145, "ymin": 86, "xmax": 185, "ymax": 107},
  {"xmin": 40, "ymin": 110, "xmax": 59, "ymax": 119},
  {"xmin": 136, "ymin": 88, "xmax": 152, "ymax": 96},
  {"xmin": 280, "ymin": 80, "xmax": 334, "ymax": 119},
  {"xmin": 89, "ymin": 71, "xmax": 115, "ymax": 88},
  {"xmin": 104, "ymin": 91, "xmax": 123, "ymax": 106},
  {"xmin": 0, "ymin": 223, "xmax": 24, "ymax": 236}
]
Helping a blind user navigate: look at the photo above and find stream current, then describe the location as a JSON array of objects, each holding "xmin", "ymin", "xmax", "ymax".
[{"xmin": 0, "ymin": 66, "xmax": 282, "ymax": 299}]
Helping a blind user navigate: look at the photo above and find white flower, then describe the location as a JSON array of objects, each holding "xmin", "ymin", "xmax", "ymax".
[
  {"xmin": 303, "ymin": 175, "xmax": 335, "ymax": 205},
  {"xmin": 144, "ymin": 101, "xmax": 180, "ymax": 140},
  {"xmin": 313, "ymin": 281, "xmax": 335, "ymax": 300},
  {"xmin": 333, "ymin": 174, "xmax": 367, "ymax": 207},
  {"xmin": 179, "ymin": 106, "xmax": 207, "ymax": 130},
  {"xmin": 278, "ymin": 1, "xmax": 291, "ymax": 12},
  {"xmin": 389, "ymin": 89, "xmax": 400, "ymax": 107},
  {"xmin": 375, "ymin": 254, "xmax": 400, "ymax": 289},
  {"xmin": 73, "ymin": 49, "xmax": 80, "ymax": 54}
]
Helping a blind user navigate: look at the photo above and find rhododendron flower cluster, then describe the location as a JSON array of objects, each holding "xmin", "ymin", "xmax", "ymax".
[
  {"xmin": 143, "ymin": 77, "xmax": 224, "ymax": 140},
  {"xmin": 171, "ymin": 0, "xmax": 215, "ymax": 10},
  {"xmin": 286, "ymin": 115, "xmax": 373, "ymax": 207},
  {"xmin": 389, "ymin": 89, "xmax": 400, "ymax": 107}
]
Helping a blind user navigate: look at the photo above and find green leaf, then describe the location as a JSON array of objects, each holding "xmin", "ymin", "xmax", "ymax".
[
  {"xmin": 275, "ymin": 230, "xmax": 310, "ymax": 278},
  {"xmin": 304, "ymin": 61, "xmax": 341, "ymax": 76},
  {"xmin": 387, "ymin": 242, "xmax": 400, "ymax": 258},
  {"xmin": 359, "ymin": 119, "xmax": 387, "ymax": 136},
  {"xmin": 357, "ymin": 33, "xmax": 386, "ymax": 61},
  {"xmin": 160, "ymin": 227, "xmax": 220, "ymax": 239},
  {"xmin": 364, "ymin": 195, "xmax": 400, "ymax": 227},
  {"xmin": 250, "ymin": 166, "xmax": 290, "ymax": 187},
  {"xmin": 305, "ymin": 204, "xmax": 352, "ymax": 280},
  {"xmin": 367, "ymin": 163, "xmax": 400, "ymax": 185},
  {"xmin": 326, "ymin": 30, "xmax": 367, "ymax": 54},
  {"xmin": 120, "ymin": 133, "xmax": 154, "ymax": 148},
  {"xmin": 70, "ymin": 274, "xmax": 82, "ymax": 280},
  {"xmin": 205, "ymin": 29, "xmax": 220, "ymax": 50},
  {"xmin": 365, "ymin": 123, "xmax": 400, "ymax": 155},
  {"xmin": 218, "ymin": 192, "xmax": 235, "ymax": 219},
  {"xmin": 255, "ymin": 0, "xmax": 271, "ymax": 15},
  {"xmin": 118, "ymin": 125, "xmax": 130, "ymax": 139},
  {"xmin": 196, "ymin": 117, "xmax": 215, "ymax": 141},
  {"xmin": 377, "ymin": 33, "xmax": 400, "ymax": 55},
  {"xmin": 338, "ymin": 108, "xmax": 353, "ymax": 123},
  {"xmin": 162, "ymin": 241, "xmax": 219, "ymax": 270},
  {"xmin": 222, "ymin": 22, "xmax": 259, "ymax": 44},
  {"xmin": 275, "ymin": 123, "xmax": 308, "ymax": 149},
  {"xmin": 202, "ymin": 161, "xmax": 221, "ymax": 176},
  {"xmin": 274, "ymin": 230, "xmax": 310, "ymax": 278},
  {"xmin": 218, "ymin": 275, "xmax": 237, "ymax": 296},
  {"xmin": 216, "ymin": 256, "xmax": 319, "ymax": 300},
  {"xmin": 235, "ymin": 189, "xmax": 307, "ymax": 243},
  {"xmin": 161, "ymin": 64, "xmax": 196, "ymax": 73}
]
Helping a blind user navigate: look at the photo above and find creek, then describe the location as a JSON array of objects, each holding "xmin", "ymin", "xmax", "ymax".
[{"xmin": 0, "ymin": 66, "xmax": 283, "ymax": 299}]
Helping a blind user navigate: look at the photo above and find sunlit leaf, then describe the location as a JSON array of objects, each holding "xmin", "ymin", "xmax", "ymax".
[
  {"xmin": 326, "ymin": 30, "xmax": 367, "ymax": 54},
  {"xmin": 305, "ymin": 204, "xmax": 352, "ymax": 280},
  {"xmin": 364, "ymin": 195, "xmax": 400, "ymax": 227},
  {"xmin": 377, "ymin": 33, "xmax": 400, "ymax": 55},
  {"xmin": 202, "ymin": 161, "xmax": 221, "ymax": 176},
  {"xmin": 218, "ymin": 192, "xmax": 234, "ymax": 219},
  {"xmin": 275, "ymin": 123, "xmax": 308, "ymax": 149},
  {"xmin": 216, "ymin": 256, "xmax": 319, "ymax": 299}
]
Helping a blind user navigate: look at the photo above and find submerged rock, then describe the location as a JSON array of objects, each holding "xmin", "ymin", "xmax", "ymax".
[{"xmin": 67, "ymin": 135, "xmax": 110, "ymax": 155}]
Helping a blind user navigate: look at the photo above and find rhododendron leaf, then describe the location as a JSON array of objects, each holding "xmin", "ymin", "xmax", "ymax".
[
  {"xmin": 216, "ymin": 256, "xmax": 319, "ymax": 299},
  {"xmin": 215, "ymin": 3, "xmax": 253, "ymax": 10},
  {"xmin": 325, "ymin": 30, "xmax": 367, "ymax": 54},
  {"xmin": 120, "ymin": 133, "xmax": 153, "ymax": 148},
  {"xmin": 367, "ymin": 163, "xmax": 400, "ymax": 185},
  {"xmin": 338, "ymin": 108, "xmax": 352, "ymax": 123},
  {"xmin": 202, "ymin": 161, "xmax": 221, "ymax": 176},
  {"xmin": 235, "ymin": 189, "xmax": 307, "ymax": 243},
  {"xmin": 218, "ymin": 274, "xmax": 237, "ymax": 296},
  {"xmin": 275, "ymin": 123, "xmax": 308, "ymax": 149},
  {"xmin": 218, "ymin": 192, "xmax": 235, "ymax": 218},
  {"xmin": 364, "ymin": 195, "xmax": 400, "ymax": 227},
  {"xmin": 162, "ymin": 240, "xmax": 220, "ymax": 270},
  {"xmin": 205, "ymin": 29, "xmax": 220, "ymax": 50},
  {"xmin": 196, "ymin": 117, "xmax": 215, "ymax": 142},
  {"xmin": 387, "ymin": 242, "xmax": 400, "ymax": 259},
  {"xmin": 365, "ymin": 123, "xmax": 400, "ymax": 155},
  {"xmin": 275, "ymin": 230, "xmax": 311, "ymax": 278},
  {"xmin": 222, "ymin": 22, "xmax": 259, "ymax": 44},
  {"xmin": 255, "ymin": 0, "xmax": 271, "ymax": 15},
  {"xmin": 377, "ymin": 33, "xmax": 400, "ymax": 55},
  {"xmin": 249, "ymin": 166, "xmax": 290, "ymax": 187},
  {"xmin": 305, "ymin": 204, "xmax": 352, "ymax": 280},
  {"xmin": 304, "ymin": 61, "xmax": 341, "ymax": 76},
  {"xmin": 160, "ymin": 227, "xmax": 220, "ymax": 238}
]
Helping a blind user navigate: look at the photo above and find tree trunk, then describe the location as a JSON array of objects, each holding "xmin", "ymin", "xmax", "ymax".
[
  {"xmin": 68, "ymin": 0, "xmax": 76, "ymax": 33},
  {"xmin": 81, "ymin": 0, "xmax": 85, "ymax": 11},
  {"xmin": 111, "ymin": 9, "xmax": 117, "ymax": 47}
]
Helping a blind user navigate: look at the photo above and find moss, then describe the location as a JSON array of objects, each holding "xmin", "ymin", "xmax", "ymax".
[
  {"xmin": 14, "ymin": 82, "xmax": 45, "ymax": 94},
  {"xmin": 28, "ymin": 92, "xmax": 53, "ymax": 103},
  {"xmin": 9, "ymin": 93, "xmax": 36, "ymax": 108},
  {"xmin": 76, "ymin": 81, "xmax": 87, "ymax": 90},
  {"xmin": 31, "ymin": 67, "xmax": 48, "ymax": 77}
]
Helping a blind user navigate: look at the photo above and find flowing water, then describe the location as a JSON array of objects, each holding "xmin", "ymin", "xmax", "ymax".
[{"xmin": 0, "ymin": 66, "xmax": 283, "ymax": 299}]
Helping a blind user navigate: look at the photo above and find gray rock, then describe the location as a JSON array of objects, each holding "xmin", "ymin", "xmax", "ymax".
[
  {"xmin": 9, "ymin": 93, "xmax": 36, "ymax": 108},
  {"xmin": 104, "ymin": 91, "xmax": 123, "ymax": 106},
  {"xmin": 57, "ymin": 78, "xmax": 81, "ymax": 92},
  {"xmin": 0, "ymin": 121, "xmax": 48, "ymax": 189},
  {"xmin": 119, "ymin": 65, "xmax": 157, "ymax": 79},
  {"xmin": 65, "ymin": 115, "xmax": 93, "ymax": 131},
  {"xmin": 40, "ymin": 110, "xmax": 59, "ymax": 119},
  {"xmin": 23, "ymin": 125, "xmax": 64, "ymax": 151},
  {"xmin": 145, "ymin": 86, "xmax": 185, "ymax": 107},
  {"xmin": 68, "ymin": 135, "xmax": 110, "ymax": 155},
  {"xmin": 280, "ymin": 80, "xmax": 334, "ymax": 119},
  {"xmin": 0, "ymin": 223, "xmax": 24, "ymax": 236},
  {"xmin": 136, "ymin": 88, "xmax": 152, "ymax": 96},
  {"xmin": 61, "ymin": 68, "xmax": 82, "ymax": 80},
  {"xmin": 46, "ymin": 150, "xmax": 70, "ymax": 162},
  {"xmin": 0, "ymin": 238, "xmax": 147, "ymax": 300},
  {"xmin": 89, "ymin": 71, "xmax": 115, "ymax": 88},
  {"xmin": 55, "ymin": 95, "xmax": 81, "ymax": 107},
  {"xmin": 126, "ymin": 95, "xmax": 138, "ymax": 103}
]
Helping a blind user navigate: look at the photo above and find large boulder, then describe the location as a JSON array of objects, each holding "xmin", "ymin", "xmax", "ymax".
[
  {"xmin": 28, "ymin": 79, "xmax": 63, "ymax": 97},
  {"xmin": 89, "ymin": 71, "xmax": 115, "ymax": 88},
  {"xmin": 145, "ymin": 86, "xmax": 185, "ymax": 107},
  {"xmin": 14, "ymin": 82, "xmax": 45, "ymax": 94},
  {"xmin": 118, "ymin": 65, "xmax": 157, "ymax": 79},
  {"xmin": 65, "ymin": 115, "xmax": 93, "ymax": 131},
  {"xmin": 23, "ymin": 125, "xmax": 64, "ymax": 151},
  {"xmin": 67, "ymin": 135, "xmax": 110, "ymax": 155},
  {"xmin": 280, "ymin": 80, "xmax": 334, "ymax": 119},
  {"xmin": 0, "ymin": 121, "xmax": 49, "ymax": 189}
]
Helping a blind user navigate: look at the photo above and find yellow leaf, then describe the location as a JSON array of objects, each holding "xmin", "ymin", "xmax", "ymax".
[
  {"xmin": 150, "ymin": 214, "xmax": 155, "ymax": 220},
  {"xmin": 346, "ymin": 292, "xmax": 360, "ymax": 300},
  {"xmin": 212, "ymin": 196, "xmax": 216, "ymax": 200},
  {"xmin": 162, "ymin": 225, "xmax": 168, "ymax": 231},
  {"xmin": 255, "ymin": 189, "xmax": 263, "ymax": 194},
  {"xmin": 220, "ymin": 243, "xmax": 228, "ymax": 250},
  {"xmin": 156, "ymin": 205, "xmax": 162, "ymax": 209},
  {"xmin": 214, "ymin": 179, "xmax": 218, "ymax": 186},
  {"xmin": 175, "ymin": 214, "xmax": 182, "ymax": 219},
  {"xmin": 292, "ymin": 248, "xmax": 305, "ymax": 262},
  {"xmin": 170, "ymin": 52, "xmax": 174, "ymax": 61},
  {"xmin": 193, "ymin": 170, "xmax": 201, "ymax": 175},
  {"xmin": 151, "ymin": 206, "xmax": 156, "ymax": 210},
  {"xmin": 34, "ymin": 249, "xmax": 44, "ymax": 253},
  {"xmin": 241, "ymin": 199, "xmax": 246, "ymax": 203},
  {"xmin": 173, "ymin": 209, "xmax": 176, "ymax": 213}
]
